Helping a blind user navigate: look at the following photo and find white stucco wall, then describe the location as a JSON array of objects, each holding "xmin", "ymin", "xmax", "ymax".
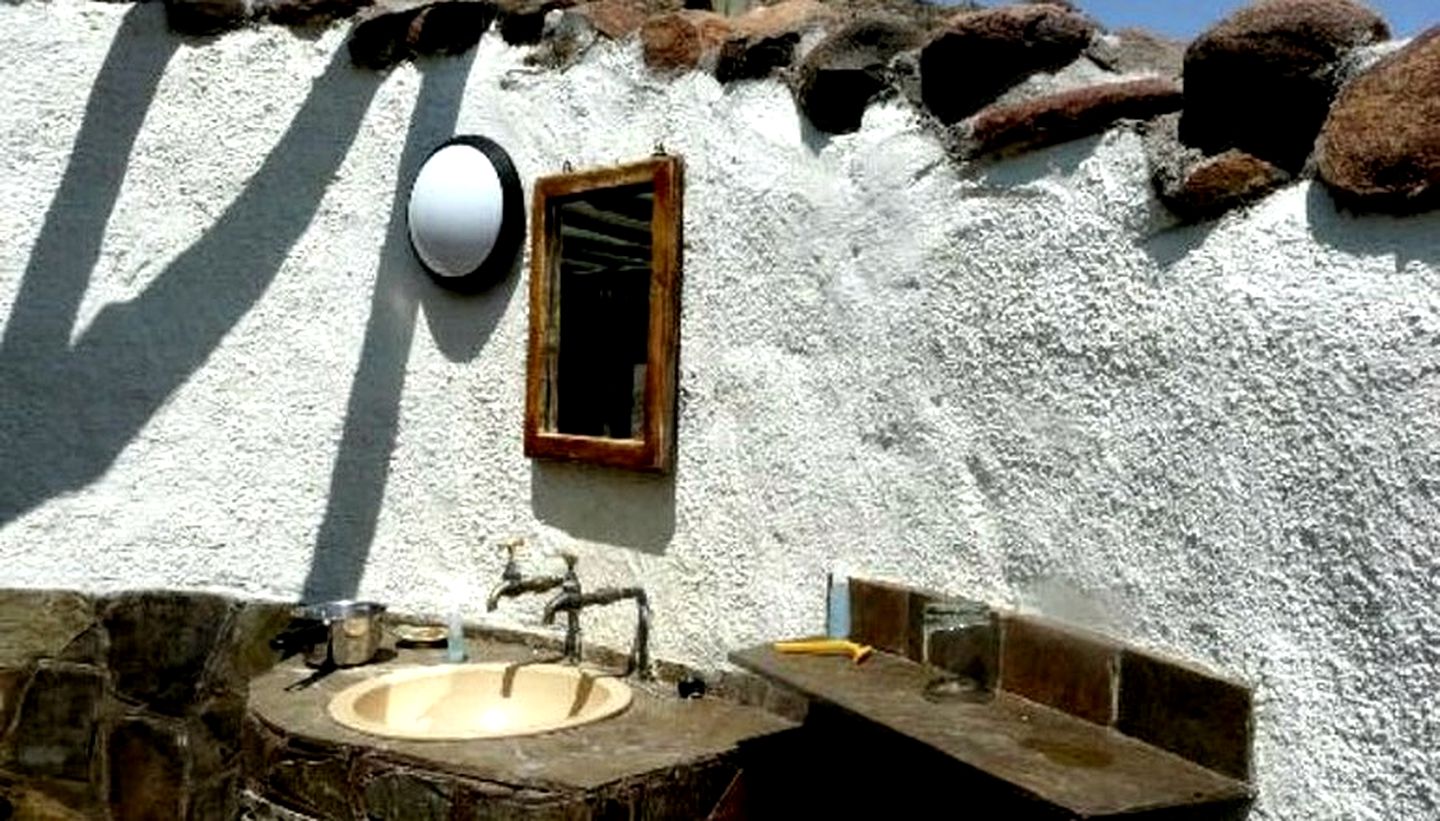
[{"xmin": 1, "ymin": 3, "xmax": 1437, "ymax": 817}]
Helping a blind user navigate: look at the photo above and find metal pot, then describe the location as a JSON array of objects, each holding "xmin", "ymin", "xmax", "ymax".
[{"xmin": 293, "ymin": 601, "xmax": 387, "ymax": 668}]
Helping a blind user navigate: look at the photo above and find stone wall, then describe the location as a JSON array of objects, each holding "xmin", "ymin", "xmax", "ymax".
[
  {"xmin": 240, "ymin": 718, "xmax": 744, "ymax": 820},
  {"xmin": 157, "ymin": 0, "xmax": 1438, "ymax": 219},
  {"xmin": 0, "ymin": 591, "xmax": 288, "ymax": 819}
]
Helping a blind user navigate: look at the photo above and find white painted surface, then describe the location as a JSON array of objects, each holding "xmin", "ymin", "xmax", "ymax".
[
  {"xmin": 1, "ymin": 5, "xmax": 1438, "ymax": 817},
  {"xmin": 408, "ymin": 142, "xmax": 506, "ymax": 278}
]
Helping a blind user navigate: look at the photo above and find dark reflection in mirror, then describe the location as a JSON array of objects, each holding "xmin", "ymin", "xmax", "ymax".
[{"xmin": 547, "ymin": 183, "xmax": 654, "ymax": 439}]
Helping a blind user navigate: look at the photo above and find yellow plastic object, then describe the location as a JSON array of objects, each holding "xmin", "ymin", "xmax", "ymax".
[{"xmin": 773, "ymin": 638, "xmax": 874, "ymax": 664}]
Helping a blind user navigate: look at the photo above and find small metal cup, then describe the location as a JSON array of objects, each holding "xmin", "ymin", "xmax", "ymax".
[{"xmin": 295, "ymin": 601, "xmax": 386, "ymax": 668}]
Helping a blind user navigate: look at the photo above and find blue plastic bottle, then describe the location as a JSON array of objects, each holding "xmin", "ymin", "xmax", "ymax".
[
  {"xmin": 447, "ymin": 609, "xmax": 467, "ymax": 663},
  {"xmin": 826, "ymin": 571, "xmax": 850, "ymax": 639}
]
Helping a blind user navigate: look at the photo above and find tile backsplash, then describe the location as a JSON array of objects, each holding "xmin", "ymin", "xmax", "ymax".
[
  {"xmin": 1118, "ymin": 647, "xmax": 1254, "ymax": 780},
  {"xmin": 846, "ymin": 577, "xmax": 912, "ymax": 657},
  {"xmin": 1000, "ymin": 615, "xmax": 1118, "ymax": 725}
]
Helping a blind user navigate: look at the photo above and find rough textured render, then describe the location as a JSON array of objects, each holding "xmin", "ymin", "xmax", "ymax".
[{"xmin": 0, "ymin": 4, "xmax": 1437, "ymax": 819}]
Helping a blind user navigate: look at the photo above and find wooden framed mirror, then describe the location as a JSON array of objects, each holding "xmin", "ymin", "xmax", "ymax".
[{"xmin": 524, "ymin": 156, "xmax": 683, "ymax": 473}]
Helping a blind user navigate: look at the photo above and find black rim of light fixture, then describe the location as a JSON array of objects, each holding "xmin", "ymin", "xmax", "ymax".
[{"xmin": 408, "ymin": 134, "xmax": 525, "ymax": 293}]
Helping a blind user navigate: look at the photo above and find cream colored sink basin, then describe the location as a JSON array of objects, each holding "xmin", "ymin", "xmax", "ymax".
[{"xmin": 327, "ymin": 662, "xmax": 633, "ymax": 740}]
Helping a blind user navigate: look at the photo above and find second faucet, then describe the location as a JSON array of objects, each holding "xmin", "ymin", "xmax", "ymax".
[{"xmin": 486, "ymin": 540, "xmax": 651, "ymax": 680}]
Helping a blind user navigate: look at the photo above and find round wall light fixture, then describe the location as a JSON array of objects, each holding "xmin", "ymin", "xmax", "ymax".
[{"xmin": 407, "ymin": 135, "xmax": 524, "ymax": 293}]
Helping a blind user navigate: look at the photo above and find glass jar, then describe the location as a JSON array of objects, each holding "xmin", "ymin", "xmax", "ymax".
[{"xmin": 922, "ymin": 599, "xmax": 997, "ymax": 692}]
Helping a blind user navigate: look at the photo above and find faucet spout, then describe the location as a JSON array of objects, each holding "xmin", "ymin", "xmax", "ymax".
[
  {"xmin": 540, "ymin": 591, "xmax": 575, "ymax": 625},
  {"xmin": 485, "ymin": 584, "xmax": 510, "ymax": 613},
  {"xmin": 544, "ymin": 587, "xmax": 651, "ymax": 679},
  {"xmin": 487, "ymin": 576, "xmax": 565, "ymax": 612},
  {"xmin": 485, "ymin": 582, "xmax": 510, "ymax": 613}
]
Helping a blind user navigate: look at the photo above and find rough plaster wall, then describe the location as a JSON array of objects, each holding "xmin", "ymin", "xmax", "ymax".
[{"xmin": 1, "ymin": 4, "xmax": 1438, "ymax": 817}]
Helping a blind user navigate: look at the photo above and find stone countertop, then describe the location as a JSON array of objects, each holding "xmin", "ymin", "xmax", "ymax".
[
  {"xmin": 730, "ymin": 644, "xmax": 1251, "ymax": 818},
  {"xmin": 248, "ymin": 638, "xmax": 795, "ymax": 793}
]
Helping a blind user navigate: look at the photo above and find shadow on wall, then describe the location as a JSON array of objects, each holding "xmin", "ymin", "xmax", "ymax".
[
  {"xmin": 1140, "ymin": 220, "xmax": 1217, "ymax": 270},
  {"xmin": 0, "ymin": 5, "xmax": 383, "ymax": 527},
  {"xmin": 1143, "ymin": 182, "xmax": 1440, "ymax": 271},
  {"xmin": 1305, "ymin": 184, "xmax": 1440, "ymax": 269},
  {"xmin": 968, "ymin": 134, "xmax": 1098, "ymax": 188},
  {"xmin": 303, "ymin": 53, "xmax": 523, "ymax": 601},
  {"xmin": 529, "ymin": 461, "xmax": 676, "ymax": 556}
]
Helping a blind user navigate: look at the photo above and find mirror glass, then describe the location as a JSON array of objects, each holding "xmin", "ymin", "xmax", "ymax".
[{"xmin": 546, "ymin": 183, "xmax": 655, "ymax": 439}]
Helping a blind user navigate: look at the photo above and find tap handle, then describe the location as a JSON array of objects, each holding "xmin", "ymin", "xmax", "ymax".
[{"xmin": 558, "ymin": 551, "xmax": 581, "ymax": 592}]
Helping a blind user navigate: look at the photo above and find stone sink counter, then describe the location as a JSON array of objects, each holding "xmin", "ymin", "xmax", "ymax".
[
  {"xmin": 731, "ymin": 644, "xmax": 1252, "ymax": 819},
  {"xmin": 244, "ymin": 638, "xmax": 794, "ymax": 819}
]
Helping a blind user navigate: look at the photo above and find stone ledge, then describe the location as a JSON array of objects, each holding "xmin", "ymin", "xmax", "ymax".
[
  {"xmin": 731, "ymin": 643, "xmax": 1252, "ymax": 818},
  {"xmin": 844, "ymin": 576, "xmax": 1254, "ymax": 781}
]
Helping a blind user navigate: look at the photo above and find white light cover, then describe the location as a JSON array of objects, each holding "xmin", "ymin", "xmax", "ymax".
[{"xmin": 407, "ymin": 144, "xmax": 506, "ymax": 278}]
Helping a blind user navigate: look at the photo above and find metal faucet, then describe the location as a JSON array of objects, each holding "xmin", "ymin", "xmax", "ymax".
[
  {"xmin": 485, "ymin": 538, "xmax": 565, "ymax": 612},
  {"xmin": 541, "ymin": 552, "xmax": 652, "ymax": 680}
]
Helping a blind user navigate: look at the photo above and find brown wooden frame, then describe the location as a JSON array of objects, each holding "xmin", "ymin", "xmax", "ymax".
[{"xmin": 524, "ymin": 156, "xmax": 683, "ymax": 473}]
